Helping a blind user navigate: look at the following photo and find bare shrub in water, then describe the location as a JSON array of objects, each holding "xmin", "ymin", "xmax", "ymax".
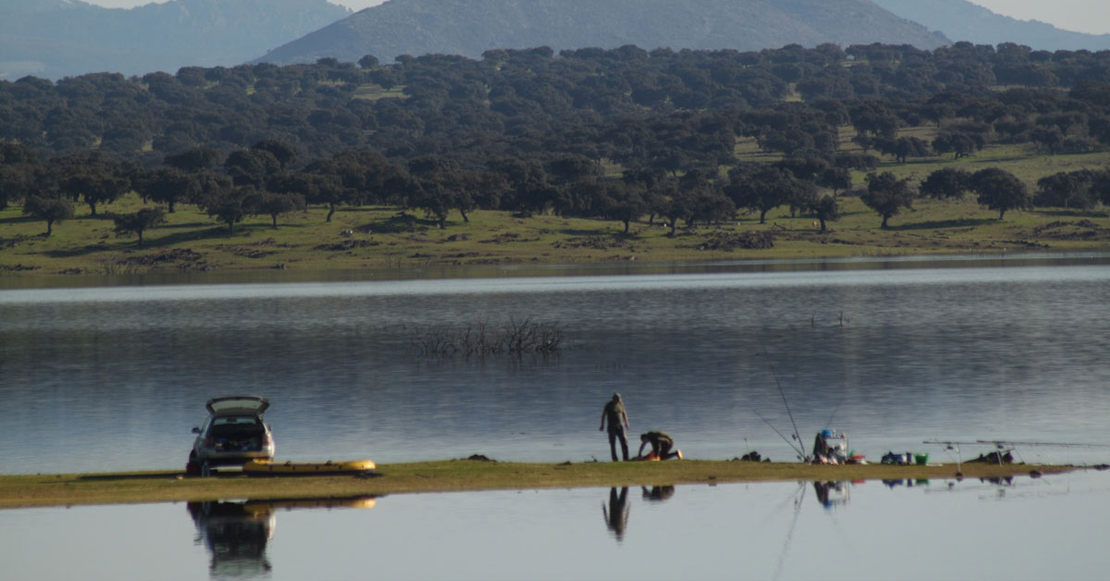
[{"xmin": 410, "ymin": 318, "xmax": 562, "ymax": 358}]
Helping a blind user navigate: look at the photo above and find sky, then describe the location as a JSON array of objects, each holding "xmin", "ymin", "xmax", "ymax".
[{"xmin": 77, "ymin": 0, "xmax": 1110, "ymax": 36}]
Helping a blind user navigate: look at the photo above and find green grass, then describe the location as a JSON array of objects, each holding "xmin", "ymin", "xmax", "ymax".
[
  {"xmin": 0, "ymin": 459, "xmax": 1078, "ymax": 509},
  {"xmin": 351, "ymin": 84, "xmax": 407, "ymax": 100}
]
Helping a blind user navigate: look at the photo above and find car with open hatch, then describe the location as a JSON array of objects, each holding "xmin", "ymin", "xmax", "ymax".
[{"xmin": 186, "ymin": 396, "xmax": 275, "ymax": 476}]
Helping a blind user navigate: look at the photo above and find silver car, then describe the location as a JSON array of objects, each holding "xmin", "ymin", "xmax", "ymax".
[{"xmin": 186, "ymin": 396, "xmax": 275, "ymax": 476}]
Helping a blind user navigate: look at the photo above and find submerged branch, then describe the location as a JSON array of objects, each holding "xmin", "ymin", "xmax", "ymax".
[{"xmin": 410, "ymin": 318, "xmax": 563, "ymax": 358}]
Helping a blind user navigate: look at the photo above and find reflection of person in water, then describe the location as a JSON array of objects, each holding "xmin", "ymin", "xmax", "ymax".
[
  {"xmin": 813, "ymin": 481, "xmax": 832, "ymax": 507},
  {"xmin": 812, "ymin": 481, "xmax": 846, "ymax": 509},
  {"xmin": 640, "ymin": 485, "xmax": 676, "ymax": 502},
  {"xmin": 602, "ymin": 487, "xmax": 630, "ymax": 541}
]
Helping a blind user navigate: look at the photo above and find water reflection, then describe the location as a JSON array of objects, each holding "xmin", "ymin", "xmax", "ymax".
[
  {"xmin": 812, "ymin": 481, "xmax": 849, "ymax": 509},
  {"xmin": 641, "ymin": 485, "xmax": 676, "ymax": 503},
  {"xmin": 601, "ymin": 487, "xmax": 630, "ymax": 541},
  {"xmin": 2, "ymin": 475, "xmax": 1108, "ymax": 581},
  {"xmin": 599, "ymin": 485, "xmax": 679, "ymax": 542},
  {"xmin": 187, "ymin": 496, "xmax": 376, "ymax": 578}
]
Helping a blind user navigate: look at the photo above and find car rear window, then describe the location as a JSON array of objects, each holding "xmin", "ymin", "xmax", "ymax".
[
  {"xmin": 212, "ymin": 417, "xmax": 260, "ymax": 426},
  {"xmin": 208, "ymin": 416, "xmax": 264, "ymax": 437}
]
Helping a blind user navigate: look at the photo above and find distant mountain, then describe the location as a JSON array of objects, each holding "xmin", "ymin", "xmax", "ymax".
[
  {"xmin": 871, "ymin": 0, "xmax": 1110, "ymax": 51},
  {"xmin": 254, "ymin": 0, "xmax": 948, "ymax": 66},
  {"xmin": 0, "ymin": 0, "xmax": 351, "ymax": 80}
]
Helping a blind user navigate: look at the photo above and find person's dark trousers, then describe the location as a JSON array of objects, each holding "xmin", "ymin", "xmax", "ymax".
[{"xmin": 608, "ymin": 427, "xmax": 629, "ymax": 461}]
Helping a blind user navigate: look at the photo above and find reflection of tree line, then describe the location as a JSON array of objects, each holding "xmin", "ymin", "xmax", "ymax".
[{"xmin": 602, "ymin": 485, "xmax": 676, "ymax": 542}]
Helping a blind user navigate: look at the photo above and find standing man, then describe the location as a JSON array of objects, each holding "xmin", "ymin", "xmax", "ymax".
[
  {"xmin": 600, "ymin": 392, "xmax": 630, "ymax": 461},
  {"xmin": 637, "ymin": 430, "xmax": 683, "ymax": 460}
]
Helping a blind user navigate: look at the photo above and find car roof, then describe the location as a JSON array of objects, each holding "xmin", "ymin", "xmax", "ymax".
[{"xmin": 205, "ymin": 396, "xmax": 270, "ymax": 417}]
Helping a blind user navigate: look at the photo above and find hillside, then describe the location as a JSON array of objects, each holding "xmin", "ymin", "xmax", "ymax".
[
  {"xmin": 871, "ymin": 0, "xmax": 1110, "ymax": 51},
  {"xmin": 255, "ymin": 0, "xmax": 948, "ymax": 65},
  {"xmin": 0, "ymin": 0, "xmax": 351, "ymax": 81}
]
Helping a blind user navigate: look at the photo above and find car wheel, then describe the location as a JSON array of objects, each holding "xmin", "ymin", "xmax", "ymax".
[
  {"xmin": 185, "ymin": 451, "xmax": 200, "ymax": 476},
  {"xmin": 200, "ymin": 461, "xmax": 211, "ymax": 478}
]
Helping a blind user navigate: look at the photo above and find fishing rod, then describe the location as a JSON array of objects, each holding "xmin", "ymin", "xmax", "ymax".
[
  {"xmin": 772, "ymin": 482, "xmax": 807, "ymax": 581},
  {"xmin": 924, "ymin": 439, "xmax": 1110, "ymax": 448},
  {"xmin": 761, "ymin": 351, "xmax": 807, "ymax": 461},
  {"xmin": 754, "ymin": 407, "xmax": 806, "ymax": 460},
  {"xmin": 976, "ymin": 440, "xmax": 1110, "ymax": 448},
  {"xmin": 925, "ymin": 439, "xmax": 1110, "ymax": 469},
  {"xmin": 824, "ymin": 395, "xmax": 844, "ymax": 432}
]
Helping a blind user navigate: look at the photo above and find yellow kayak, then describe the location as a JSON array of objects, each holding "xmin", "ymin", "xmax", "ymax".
[{"xmin": 242, "ymin": 458, "xmax": 376, "ymax": 477}]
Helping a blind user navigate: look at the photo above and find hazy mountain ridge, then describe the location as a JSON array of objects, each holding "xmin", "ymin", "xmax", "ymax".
[
  {"xmin": 0, "ymin": 0, "xmax": 351, "ymax": 80},
  {"xmin": 871, "ymin": 0, "xmax": 1110, "ymax": 51},
  {"xmin": 254, "ymin": 0, "xmax": 949, "ymax": 66}
]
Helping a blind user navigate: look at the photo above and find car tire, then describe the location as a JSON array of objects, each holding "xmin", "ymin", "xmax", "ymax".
[
  {"xmin": 200, "ymin": 461, "xmax": 211, "ymax": 478},
  {"xmin": 185, "ymin": 451, "xmax": 200, "ymax": 477}
]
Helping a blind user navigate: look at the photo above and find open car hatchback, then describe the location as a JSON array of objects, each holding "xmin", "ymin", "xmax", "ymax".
[{"xmin": 187, "ymin": 396, "xmax": 275, "ymax": 476}]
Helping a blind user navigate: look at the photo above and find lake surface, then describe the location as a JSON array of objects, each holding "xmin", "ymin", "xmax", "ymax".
[
  {"xmin": 2, "ymin": 472, "xmax": 1108, "ymax": 581},
  {"xmin": 3, "ymin": 253, "xmax": 1110, "ymax": 580},
  {"xmin": 2, "ymin": 253, "xmax": 1109, "ymax": 473}
]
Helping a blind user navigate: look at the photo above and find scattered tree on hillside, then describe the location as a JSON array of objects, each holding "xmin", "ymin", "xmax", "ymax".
[
  {"xmin": 256, "ymin": 192, "xmax": 305, "ymax": 228},
  {"xmin": 970, "ymin": 168, "xmax": 1031, "ymax": 220},
  {"xmin": 202, "ymin": 185, "xmax": 255, "ymax": 233},
  {"xmin": 1092, "ymin": 170, "xmax": 1110, "ymax": 207},
  {"xmin": 726, "ymin": 166, "xmax": 807, "ymax": 224},
  {"xmin": 932, "ymin": 131, "xmax": 982, "ymax": 160},
  {"xmin": 810, "ymin": 195, "xmax": 840, "ymax": 233},
  {"xmin": 919, "ymin": 168, "xmax": 972, "ymax": 200},
  {"xmin": 110, "ymin": 207, "xmax": 166, "ymax": 247},
  {"xmin": 0, "ymin": 142, "xmax": 42, "ymax": 210},
  {"xmin": 860, "ymin": 172, "xmax": 914, "ymax": 229},
  {"xmin": 22, "ymin": 196, "xmax": 74, "ymax": 236},
  {"xmin": 1033, "ymin": 170, "xmax": 1098, "ymax": 209}
]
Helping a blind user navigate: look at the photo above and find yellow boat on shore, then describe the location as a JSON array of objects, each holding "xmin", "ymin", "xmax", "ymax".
[{"xmin": 242, "ymin": 459, "xmax": 376, "ymax": 477}]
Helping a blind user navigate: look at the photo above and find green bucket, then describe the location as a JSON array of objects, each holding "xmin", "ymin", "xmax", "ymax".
[{"xmin": 914, "ymin": 453, "xmax": 929, "ymax": 465}]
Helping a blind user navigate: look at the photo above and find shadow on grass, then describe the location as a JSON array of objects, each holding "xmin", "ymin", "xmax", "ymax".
[
  {"xmin": 557, "ymin": 228, "xmax": 626, "ymax": 237},
  {"xmin": 890, "ymin": 217, "xmax": 996, "ymax": 231},
  {"xmin": 78, "ymin": 472, "xmax": 184, "ymax": 481},
  {"xmin": 359, "ymin": 212, "xmax": 440, "ymax": 234},
  {"xmin": 41, "ymin": 225, "xmax": 256, "ymax": 257},
  {"xmin": 1038, "ymin": 210, "xmax": 1109, "ymax": 218},
  {"xmin": 0, "ymin": 214, "xmax": 38, "ymax": 226},
  {"xmin": 147, "ymin": 226, "xmax": 258, "ymax": 247}
]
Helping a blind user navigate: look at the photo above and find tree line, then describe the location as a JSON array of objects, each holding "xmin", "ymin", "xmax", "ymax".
[
  {"xmin": 2, "ymin": 42, "xmax": 1110, "ymax": 241},
  {"xmin": 5, "ymin": 136, "xmax": 1109, "ymax": 244}
]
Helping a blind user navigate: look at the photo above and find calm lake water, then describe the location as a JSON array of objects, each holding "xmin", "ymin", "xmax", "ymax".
[
  {"xmin": 2, "ymin": 254, "xmax": 1110, "ymax": 580},
  {"xmin": 2, "ymin": 253, "xmax": 1109, "ymax": 473},
  {"xmin": 2, "ymin": 473, "xmax": 1108, "ymax": 581}
]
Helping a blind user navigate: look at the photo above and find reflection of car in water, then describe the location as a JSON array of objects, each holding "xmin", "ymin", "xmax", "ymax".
[
  {"xmin": 186, "ymin": 396, "xmax": 275, "ymax": 477},
  {"xmin": 187, "ymin": 496, "xmax": 376, "ymax": 578},
  {"xmin": 188, "ymin": 500, "xmax": 275, "ymax": 578}
]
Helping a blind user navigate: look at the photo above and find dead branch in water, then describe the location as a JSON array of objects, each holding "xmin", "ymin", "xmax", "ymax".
[{"xmin": 410, "ymin": 317, "xmax": 563, "ymax": 358}]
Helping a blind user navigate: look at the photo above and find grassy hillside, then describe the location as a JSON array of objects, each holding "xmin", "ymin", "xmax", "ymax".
[
  {"xmin": 257, "ymin": 0, "xmax": 947, "ymax": 66},
  {"xmin": 3, "ymin": 130, "xmax": 1108, "ymax": 284},
  {"xmin": 871, "ymin": 0, "xmax": 1110, "ymax": 51}
]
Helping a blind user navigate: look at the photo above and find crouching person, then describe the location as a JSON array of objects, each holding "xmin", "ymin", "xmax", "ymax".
[{"xmin": 638, "ymin": 431, "xmax": 683, "ymax": 460}]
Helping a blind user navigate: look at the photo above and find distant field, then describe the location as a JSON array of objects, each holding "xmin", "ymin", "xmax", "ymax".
[{"xmin": 3, "ymin": 126, "xmax": 1109, "ymax": 282}]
